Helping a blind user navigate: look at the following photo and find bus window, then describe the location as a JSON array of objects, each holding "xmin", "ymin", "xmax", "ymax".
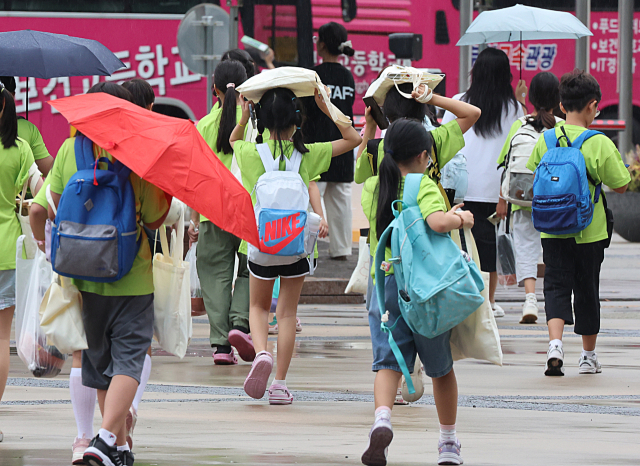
[
  {"xmin": 7, "ymin": 0, "xmax": 126, "ymax": 12},
  {"xmin": 435, "ymin": 10, "xmax": 450, "ymax": 45},
  {"xmin": 130, "ymin": 0, "xmax": 212, "ymax": 13}
]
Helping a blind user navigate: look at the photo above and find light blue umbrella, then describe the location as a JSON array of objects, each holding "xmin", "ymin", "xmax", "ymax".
[{"xmin": 457, "ymin": 4, "xmax": 593, "ymax": 78}]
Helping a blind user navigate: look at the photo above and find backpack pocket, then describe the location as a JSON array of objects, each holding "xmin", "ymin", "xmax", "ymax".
[
  {"xmin": 532, "ymin": 194, "xmax": 578, "ymax": 233},
  {"xmin": 53, "ymin": 221, "xmax": 119, "ymax": 279},
  {"xmin": 258, "ymin": 209, "xmax": 307, "ymax": 257},
  {"xmin": 507, "ymin": 172, "xmax": 534, "ymax": 205}
]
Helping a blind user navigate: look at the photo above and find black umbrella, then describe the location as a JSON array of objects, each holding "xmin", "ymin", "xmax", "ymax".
[{"xmin": 0, "ymin": 30, "xmax": 125, "ymax": 118}]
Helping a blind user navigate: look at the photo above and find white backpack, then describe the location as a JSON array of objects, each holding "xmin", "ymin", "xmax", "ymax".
[
  {"xmin": 500, "ymin": 116, "xmax": 560, "ymax": 207},
  {"xmin": 247, "ymin": 144, "xmax": 320, "ymax": 273}
]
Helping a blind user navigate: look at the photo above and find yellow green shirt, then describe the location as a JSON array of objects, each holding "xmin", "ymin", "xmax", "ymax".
[
  {"xmin": 497, "ymin": 117, "xmax": 565, "ymax": 212},
  {"xmin": 48, "ymin": 137, "xmax": 170, "ymax": 296},
  {"xmin": 527, "ymin": 124, "xmax": 630, "ymax": 244},
  {"xmin": 32, "ymin": 176, "xmax": 50, "ymax": 209},
  {"xmin": 0, "ymin": 138, "xmax": 35, "ymax": 270},
  {"xmin": 362, "ymin": 174, "xmax": 447, "ymax": 278},
  {"xmin": 354, "ymin": 120, "xmax": 465, "ymax": 184},
  {"xmin": 18, "ymin": 118, "xmax": 50, "ymax": 161}
]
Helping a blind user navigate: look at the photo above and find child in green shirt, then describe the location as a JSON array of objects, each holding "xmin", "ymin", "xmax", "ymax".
[{"xmin": 527, "ymin": 71, "xmax": 630, "ymax": 377}]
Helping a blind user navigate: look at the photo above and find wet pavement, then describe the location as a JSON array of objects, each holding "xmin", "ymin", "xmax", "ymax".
[{"xmin": 1, "ymin": 234, "xmax": 639, "ymax": 465}]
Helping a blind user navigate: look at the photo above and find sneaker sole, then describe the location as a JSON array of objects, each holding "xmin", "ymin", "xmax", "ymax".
[
  {"xmin": 269, "ymin": 396, "xmax": 293, "ymax": 405},
  {"xmin": 519, "ymin": 314, "xmax": 537, "ymax": 324},
  {"xmin": 544, "ymin": 358, "xmax": 564, "ymax": 376},
  {"xmin": 228, "ymin": 330, "xmax": 256, "ymax": 362},
  {"xmin": 438, "ymin": 452, "xmax": 463, "ymax": 465},
  {"xmin": 244, "ymin": 356, "xmax": 273, "ymax": 399},
  {"xmin": 72, "ymin": 455, "xmax": 86, "ymax": 465},
  {"xmin": 493, "ymin": 311, "xmax": 505, "ymax": 318},
  {"xmin": 579, "ymin": 367, "xmax": 602, "ymax": 374},
  {"xmin": 83, "ymin": 453, "xmax": 113, "ymax": 466},
  {"xmin": 361, "ymin": 426, "xmax": 393, "ymax": 466}
]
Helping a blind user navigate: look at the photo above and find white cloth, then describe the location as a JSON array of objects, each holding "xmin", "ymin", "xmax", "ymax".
[
  {"xmin": 318, "ymin": 182, "xmax": 352, "ymax": 257},
  {"xmin": 512, "ymin": 210, "xmax": 541, "ymax": 283},
  {"xmin": 442, "ymin": 93, "xmax": 523, "ymax": 203}
]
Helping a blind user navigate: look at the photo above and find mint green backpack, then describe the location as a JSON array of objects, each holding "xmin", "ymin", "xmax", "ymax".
[{"xmin": 374, "ymin": 174, "xmax": 485, "ymax": 393}]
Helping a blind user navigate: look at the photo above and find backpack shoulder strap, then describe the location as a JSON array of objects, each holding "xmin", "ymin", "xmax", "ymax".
[
  {"xmin": 543, "ymin": 127, "xmax": 560, "ymax": 149},
  {"xmin": 367, "ymin": 138, "xmax": 382, "ymax": 176},
  {"xmin": 571, "ymin": 129, "xmax": 605, "ymax": 150},
  {"xmin": 403, "ymin": 174, "xmax": 422, "ymax": 208},
  {"xmin": 256, "ymin": 143, "xmax": 277, "ymax": 172},
  {"xmin": 288, "ymin": 149, "xmax": 303, "ymax": 173},
  {"xmin": 74, "ymin": 135, "xmax": 95, "ymax": 171}
]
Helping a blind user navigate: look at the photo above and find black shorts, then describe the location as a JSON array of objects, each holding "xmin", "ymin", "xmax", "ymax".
[
  {"xmin": 463, "ymin": 201, "xmax": 497, "ymax": 273},
  {"xmin": 248, "ymin": 258, "xmax": 315, "ymax": 280}
]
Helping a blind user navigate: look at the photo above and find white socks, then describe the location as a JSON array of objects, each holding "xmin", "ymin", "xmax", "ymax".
[
  {"xmin": 98, "ymin": 428, "xmax": 117, "ymax": 447},
  {"xmin": 525, "ymin": 293, "xmax": 537, "ymax": 302},
  {"xmin": 440, "ymin": 424, "xmax": 457, "ymax": 442},
  {"xmin": 549, "ymin": 339, "xmax": 563, "ymax": 349},
  {"xmin": 69, "ymin": 367, "xmax": 97, "ymax": 439},
  {"xmin": 582, "ymin": 350, "xmax": 596, "ymax": 359},
  {"xmin": 117, "ymin": 444, "xmax": 131, "ymax": 452},
  {"xmin": 272, "ymin": 379, "xmax": 286, "ymax": 387},
  {"xmin": 132, "ymin": 354, "xmax": 152, "ymax": 412},
  {"xmin": 375, "ymin": 406, "xmax": 391, "ymax": 422}
]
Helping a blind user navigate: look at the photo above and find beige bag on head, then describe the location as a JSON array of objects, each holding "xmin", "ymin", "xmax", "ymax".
[
  {"xmin": 236, "ymin": 66, "xmax": 352, "ymax": 127},
  {"xmin": 153, "ymin": 203, "xmax": 192, "ymax": 359},
  {"xmin": 364, "ymin": 64, "xmax": 445, "ymax": 106},
  {"xmin": 39, "ymin": 273, "xmax": 87, "ymax": 354}
]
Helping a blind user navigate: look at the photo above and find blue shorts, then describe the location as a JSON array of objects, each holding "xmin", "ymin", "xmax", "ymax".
[
  {"xmin": 368, "ymin": 274, "xmax": 453, "ymax": 378},
  {"xmin": 0, "ymin": 269, "xmax": 16, "ymax": 310}
]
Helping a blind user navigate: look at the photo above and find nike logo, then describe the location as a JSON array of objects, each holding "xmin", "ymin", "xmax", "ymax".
[{"xmin": 260, "ymin": 212, "xmax": 305, "ymax": 254}]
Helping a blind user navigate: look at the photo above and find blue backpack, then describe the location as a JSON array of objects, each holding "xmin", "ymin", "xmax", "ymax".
[
  {"xmin": 532, "ymin": 128, "xmax": 603, "ymax": 235},
  {"xmin": 51, "ymin": 136, "xmax": 140, "ymax": 283},
  {"xmin": 374, "ymin": 174, "xmax": 485, "ymax": 393}
]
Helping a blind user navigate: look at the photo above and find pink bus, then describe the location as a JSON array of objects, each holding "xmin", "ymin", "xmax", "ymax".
[{"xmin": 1, "ymin": 0, "xmax": 639, "ymax": 153}]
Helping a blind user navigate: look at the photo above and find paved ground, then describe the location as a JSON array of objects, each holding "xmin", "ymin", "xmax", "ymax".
[{"xmin": 1, "ymin": 234, "xmax": 639, "ymax": 465}]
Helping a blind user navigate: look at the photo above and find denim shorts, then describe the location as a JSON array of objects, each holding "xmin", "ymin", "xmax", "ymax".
[
  {"xmin": 368, "ymin": 274, "xmax": 453, "ymax": 378},
  {"xmin": 0, "ymin": 269, "xmax": 16, "ymax": 310}
]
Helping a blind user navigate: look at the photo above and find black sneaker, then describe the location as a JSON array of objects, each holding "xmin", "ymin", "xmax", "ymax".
[
  {"xmin": 120, "ymin": 450, "xmax": 135, "ymax": 466},
  {"xmin": 83, "ymin": 435, "xmax": 124, "ymax": 466}
]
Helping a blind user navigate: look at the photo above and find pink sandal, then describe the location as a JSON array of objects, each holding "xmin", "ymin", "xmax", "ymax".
[
  {"xmin": 228, "ymin": 329, "xmax": 256, "ymax": 362},
  {"xmin": 268, "ymin": 383, "xmax": 293, "ymax": 405},
  {"xmin": 243, "ymin": 351, "xmax": 273, "ymax": 399},
  {"xmin": 213, "ymin": 348, "xmax": 238, "ymax": 365}
]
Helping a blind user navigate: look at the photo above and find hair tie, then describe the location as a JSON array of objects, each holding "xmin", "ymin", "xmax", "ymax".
[
  {"xmin": 226, "ymin": 83, "xmax": 236, "ymax": 89},
  {"xmin": 296, "ymin": 109, "xmax": 301, "ymax": 113},
  {"xmin": 338, "ymin": 40, "xmax": 353, "ymax": 52},
  {"xmin": 297, "ymin": 126, "xmax": 301, "ymax": 130}
]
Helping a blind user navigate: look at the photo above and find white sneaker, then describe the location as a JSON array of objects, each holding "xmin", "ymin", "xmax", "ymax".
[
  {"xmin": 578, "ymin": 353, "xmax": 602, "ymax": 374},
  {"xmin": 362, "ymin": 414, "xmax": 393, "ymax": 466},
  {"xmin": 492, "ymin": 303, "xmax": 505, "ymax": 318},
  {"xmin": 545, "ymin": 343, "xmax": 564, "ymax": 376},
  {"xmin": 520, "ymin": 294, "xmax": 539, "ymax": 324},
  {"xmin": 401, "ymin": 361, "xmax": 424, "ymax": 403}
]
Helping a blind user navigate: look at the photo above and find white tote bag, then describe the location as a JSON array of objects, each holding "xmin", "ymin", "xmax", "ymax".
[
  {"xmin": 152, "ymin": 205, "xmax": 192, "ymax": 359},
  {"xmin": 345, "ymin": 236, "xmax": 370, "ymax": 295},
  {"xmin": 449, "ymin": 228, "xmax": 503, "ymax": 366}
]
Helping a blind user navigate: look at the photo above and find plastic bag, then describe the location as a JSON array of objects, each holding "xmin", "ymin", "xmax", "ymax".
[
  {"xmin": 496, "ymin": 220, "xmax": 517, "ymax": 287},
  {"xmin": 185, "ymin": 243, "xmax": 206, "ymax": 317},
  {"xmin": 345, "ymin": 236, "xmax": 371, "ymax": 295},
  {"xmin": 153, "ymin": 207, "xmax": 193, "ymax": 359},
  {"xmin": 440, "ymin": 153, "xmax": 468, "ymax": 204},
  {"xmin": 15, "ymin": 235, "xmax": 67, "ymax": 377},
  {"xmin": 39, "ymin": 274, "xmax": 88, "ymax": 354}
]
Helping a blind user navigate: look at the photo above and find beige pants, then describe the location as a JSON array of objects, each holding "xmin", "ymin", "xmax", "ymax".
[{"xmin": 317, "ymin": 181, "xmax": 352, "ymax": 257}]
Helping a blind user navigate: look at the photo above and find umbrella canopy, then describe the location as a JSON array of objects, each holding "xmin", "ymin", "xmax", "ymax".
[
  {"xmin": 48, "ymin": 93, "xmax": 259, "ymax": 247},
  {"xmin": 456, "ymin": 4, "xmax": 592, "ymax": 46},
  {"xmin": 0, "ymin": 30, "xmax": 125, "ymax": 78}
]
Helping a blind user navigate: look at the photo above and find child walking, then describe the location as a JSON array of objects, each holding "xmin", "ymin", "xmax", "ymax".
[
  {"xmin": 496, "ymin": 72, "xmax": 563, "ymax": 324},
  {"xmin": 362, "ymin": 119, "xmax": 477, "ymax": 466},
  {"xmin": 189, "ymin": 60, "xmax": 255, "ymax": 365},
  {"xmin": 527, "ymin": 70, "xmax": 629, "ymax": 376},
  {"xmin": 230, "ymin": 85, "xmax": 361, "ymax": 404}
]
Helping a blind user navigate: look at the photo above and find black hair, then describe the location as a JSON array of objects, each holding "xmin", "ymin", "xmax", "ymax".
[
  {"xmin": 256, "ymin": 87, "xmax": 308, "ymax": 157},
  {"xmin": 559, "ymin": 69, "xmax": 602, "ymax": 113},
  {"xmin": 0, "ymin": 76, "xmax": 16, "ymax": 94},
  {"xmin": 383, "ymin": 83, "xmax": 427, "ymax": 123},
  {"xmin": 0, "ymin": 82, "xmax": 18, "ymax": 149},
  {"xmin": 222, "ymin": 48, "xmax": 257, "ymax": 78},
  {"xmin": 122, "ymin": 79, "xmax": 155, "ymax": 109},
  {"xmin": 376, "ymin": 119, "xmax": 433, "ymax": 239},
  {"xmin": 318, "ymin": 21, "xmax": 354, "ymax": 57},
  {"xmin": 526, "ymin": 72, "xmax": 559, "ymax": 132},
  {"xmin": 214, "ymin": 60, "xmax": 248, "ymax": 155},
  {"xmin": 87, "ymin": 82, "xmax": 134, "ymax": 103},
  {"xmin": 462, "ymin": 48, "xmax": 518, "ymax": 138}
]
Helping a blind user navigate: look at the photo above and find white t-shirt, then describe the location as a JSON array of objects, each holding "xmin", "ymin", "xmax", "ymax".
[{"xmin": 442, "ymin": 93, "xmax": 523, "ymax": 203}]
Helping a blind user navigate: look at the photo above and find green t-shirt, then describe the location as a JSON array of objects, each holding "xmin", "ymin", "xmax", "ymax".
[
  {"xmin": 527, "ymin": 124, "xmax": 630, "ymax": 244},
  {"xmin": 233, "ymin": 139, "xmax": 332, "ymax": 254},
  {"xmin": 354, "ymin": 120, "xmax": 465, "ymax": 184},
  {"xmin": 497, "ymin": 117, "xmax": 565, "ymax": 212},
  {"xmin": 362, "ymin": 174, "xmax": 447, "ymax": 278},
  {"xmin": 18, "ymin": 118, "xmax": 51, "ymax": 161},
  {"xmin": 32, "ymin": 176, "xmax": 50, "ymax": 209},
  {"xmin": 48, "ymin": 138, "xmax": 170, "ymax": 296},
  {"xmin": 0, "ymin": 138, "xmax": 35, "ymax": 270}
]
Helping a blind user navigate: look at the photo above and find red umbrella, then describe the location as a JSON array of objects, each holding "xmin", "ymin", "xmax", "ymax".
[{"xmin": 49, "ymin": 93, "xmax": 259, "ymax": 247}]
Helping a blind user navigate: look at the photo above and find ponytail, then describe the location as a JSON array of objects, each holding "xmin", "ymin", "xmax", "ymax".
[
  {"xmin": 526, "ymin": 110, "xmax": 556, "ymax": 132},
  {"xmin": 0, "ymin": 82, "xmax": 18, "ymax": 149},
  {"xmin": 214, "ymin": 60, "xmax": 248, "ymax": 154},
  {"xmin": 527, "ymin": 71, "xmax": 560, "ymax": 132},
  {"xmin": 318, "ymin": 22, "xmax": 354, "ymax": 57},
  {"xmin": 376, "ymin": 154, "xmax": 402, "ymax": 241}
]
